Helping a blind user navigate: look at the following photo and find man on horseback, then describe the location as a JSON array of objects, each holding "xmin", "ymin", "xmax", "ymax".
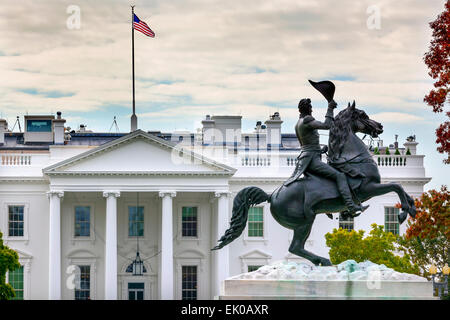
[{"xmin": 284, "ymin": 97, "xmax": 369, "ymax": 216}]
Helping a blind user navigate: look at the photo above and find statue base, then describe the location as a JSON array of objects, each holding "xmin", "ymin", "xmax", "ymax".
[{"xmin": 218, "ymin": 260, "xmax": 436, "ymax": 300}]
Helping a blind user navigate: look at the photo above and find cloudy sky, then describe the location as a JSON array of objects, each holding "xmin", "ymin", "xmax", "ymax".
[{"xmin": 0, "ymin": 0, "xmax": 448, "ymax": 189}]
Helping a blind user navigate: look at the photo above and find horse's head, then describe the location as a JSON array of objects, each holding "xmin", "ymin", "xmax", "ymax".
[
  {"xmin": 329, "ymin": 101, "xmax": 384, "ymax": 160},
  {"xmin": 346, "ymin": 101, "xmax": 383, "ymax": 138}
]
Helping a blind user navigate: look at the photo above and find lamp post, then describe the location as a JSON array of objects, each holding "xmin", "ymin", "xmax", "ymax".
[
  {"xmin": 429, "ymin": 263, "xmax": 449, "ymax": 299},
  {"xmin": 131, "ymin": 192, "xmax": 144, "ymax": 277}
]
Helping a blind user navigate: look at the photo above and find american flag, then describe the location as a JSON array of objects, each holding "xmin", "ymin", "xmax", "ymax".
[{"xmin": 133, "ymin": 14, "xmax": 155, "ymax": 38}]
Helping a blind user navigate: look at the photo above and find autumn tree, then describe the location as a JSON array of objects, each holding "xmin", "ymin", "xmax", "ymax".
[
  {"xmin": 397, "ymin": 186, "xmax": 449, "ymax": 279},
  {"xmin": 325, "ymin": 224, "xmax": 419, "ymax": 274},
  {"xmin": 0, "ymin": 231, "xmax": 20, "ymax": 300},
  {"xmin": 424, "ymin": 1, "xmax": 450, "ymax": 163}
]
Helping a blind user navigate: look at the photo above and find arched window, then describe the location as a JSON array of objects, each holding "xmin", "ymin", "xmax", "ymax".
[{"xmin": 126, "ymin": 262, "xmax": 147, "ymax": 273}]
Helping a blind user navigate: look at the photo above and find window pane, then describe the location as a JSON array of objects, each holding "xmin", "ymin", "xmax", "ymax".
[
  {"xmin": 75, "ymin": 206, "xmax": 90, "ymax": 237},
  {"xmin": 9, "ymin": 266, "xmax": 24, "ymax": 300},
  {"xmin": 75, "ymin": 265, "xmax": 90, "ymax": 300},
  {"xmin": 248, "ymin": 207, "xmax": 263, "ymax": 237},
  {"xmin": 339, "ymin": 213, "xmax": 354, "ymax": 231},
  {"xmin": 26, "ymin": 119, "xmax": 52, "ymax": 132},
  {"xmin": 384, "ymin": 207, "xmax": 399, "ymax": 235},
  {"xmin": 8, "ymin": 206, "xmax": 24, "ymax": 237},
  {"xmin": 182, "ymin": 207, "xmax": 198, "ymax": 237},
  {"xmin": 129, "ymin": 206, "xmax": 144, "ymax": 237},
  {"xmin": 248, "ymin": 265, "xmax": 262, "ymax": 272},
  {"xmin": 182, "ymin": 266, "xmax": 197, "ymax": 300}
]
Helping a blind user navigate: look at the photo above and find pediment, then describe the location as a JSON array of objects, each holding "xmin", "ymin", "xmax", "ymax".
[
  {"xmin": 44, "ymin": 130, "xmax": 235, "ymax": 176},
  {"xmin": 14, "ymin": 249, "xmax": 33, "ymax": 259},
  {"xmin": 67, "ymin": 249, "xmax": 97, "ymax": 259},
  {"xmin": 239, "ymin": 249, "xmax": 272, "ymax": 260},
  {"xmin": 174, "ymin": 249, "xmax": 205, "ymax": 259}
]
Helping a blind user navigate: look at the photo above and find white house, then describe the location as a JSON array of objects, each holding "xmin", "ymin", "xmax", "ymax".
[{"xmin": 0, "ymin": 112, "xmax": 430, "ymax": 300}]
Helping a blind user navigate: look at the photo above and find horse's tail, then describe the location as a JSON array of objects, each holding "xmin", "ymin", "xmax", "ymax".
[{"xmin": 212, "ymin": 186, "xmax": 269, "ymax": 250}]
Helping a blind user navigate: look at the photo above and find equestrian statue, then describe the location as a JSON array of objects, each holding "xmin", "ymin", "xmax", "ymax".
[{"xmin": 212, "ymin": 80, "xmax": 416, "ymax": 266}]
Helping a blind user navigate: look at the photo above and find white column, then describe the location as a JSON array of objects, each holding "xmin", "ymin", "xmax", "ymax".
[
  {"xmin": 214, "ymin": 191, "xmax": 230, "ymax": 297},
  {"xmin": 47, "ymin": 191, "xmax": 64, "ymax": 300},
  {"xmin": 158, "ymin": 191, "xmax": 176, "ymax": 300},
  {"xmin": 103, "ymin": 191, "xmax": 120, "ymax": 300}
]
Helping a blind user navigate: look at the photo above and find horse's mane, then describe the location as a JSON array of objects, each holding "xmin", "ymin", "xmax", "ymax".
[{"xmin": 329, "ymin": 107, "xmax": 354, "ymax": 161}]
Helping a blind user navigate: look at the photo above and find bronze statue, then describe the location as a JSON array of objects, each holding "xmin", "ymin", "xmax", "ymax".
[
  {"xmin": 213, "ymin": 80, "xmax": 417, "ymax": 266},
  {"xmin": 284, "ymin": 80, "xmax": 369, "ymax": 216}
]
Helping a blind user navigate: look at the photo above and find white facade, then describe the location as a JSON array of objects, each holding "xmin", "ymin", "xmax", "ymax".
[{"xmin": 0, "ymin": 113, "xmax": 431, "ymax": 300}]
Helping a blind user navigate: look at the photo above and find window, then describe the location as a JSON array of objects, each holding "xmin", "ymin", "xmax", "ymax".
[
  {"xmin": 339, "ymin": 213, "xmax": 354, "ymax": 231},
  {"xmin": 75, "ymin": 265, "xmax": 90, "ymax": 300},
  {"xmin": 128, "ymin": 206, "xmax": 144, "ymax": 237},
  {"xmin": 8, "ymin": 205, "xmax": 24, "ymax": 237},
  {"xmin": 74, "ymin": 206, "xmax": 90, "ymax": 237},
  {"xmin": 248, "ymin": 207, "xmax": 263, "ymax": 237},
  {"xmin": 8, "ymin": 266, "xmax": 24, "ymax": 300},
  {"xmin": 128, "ymin": 283, "xmax": 145, "ymax": 300},
  {"xmin": 126, "ymin": 262, "xmax": 147, "ymax": 273},
  {"xmin": 182, "ymin": 207, "xmax": 197, "ymax": 237},
  {"xmin": 181, "ymin": 266, "xmax": 197, "ymax": 300},
  {"xmin": 26, "ymin": 119, "xmax": 52, "ymax": 132},
  {"xmin": 247, "ymin": 265, "xmax": 262, "ymax": 272},
  {"xmin": 385, "ymin": 207, "xmax": 399, "ymax": 235}
]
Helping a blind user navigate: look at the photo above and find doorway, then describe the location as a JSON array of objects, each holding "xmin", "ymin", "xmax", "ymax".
[{"xmin": 128, "ymin": 282, "xmax": 145, "ymax": 300}]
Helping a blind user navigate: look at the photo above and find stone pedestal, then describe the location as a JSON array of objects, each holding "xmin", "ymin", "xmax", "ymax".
[{"xmin": 218, "ymin": 260, "xmax": 436, "ymax": 300}]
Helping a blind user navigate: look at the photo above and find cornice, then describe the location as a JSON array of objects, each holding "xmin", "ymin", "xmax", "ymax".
[
  {"xmin": 0, "ymin": 176, "xmax": 48, "ymax": 183},
  {"xmin": 44, "ymin": 170, "xmax": 234, "ymax": 177}
]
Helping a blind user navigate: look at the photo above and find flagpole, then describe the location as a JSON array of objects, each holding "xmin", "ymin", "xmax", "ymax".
[{"xmin": 131, "ymin": 5, "xmax": 137, "ymax": 131}]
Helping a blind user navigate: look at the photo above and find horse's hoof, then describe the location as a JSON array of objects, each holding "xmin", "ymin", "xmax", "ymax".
[
  {"xmin": 398, "ymin": 211, "xmax": 408, "ymax": 224},
  {"xmin": 319, "ymin": 259, "xmax": 332, "ymax": 266},
  {"xmin": 409, "ymin": 206, "xmax": 417, "ymax": 218}
]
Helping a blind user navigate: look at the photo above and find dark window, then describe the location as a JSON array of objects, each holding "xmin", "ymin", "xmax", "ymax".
[
  {"xmin": 8, "ymin": 205, "xmax": 24, "ymax": 237},
  {"xmin": 9, "ymin": 266, "xmax": 24, "ymax": 300},
  {"xmin": 339, "ymin": 213, "xmax": 354, "ymax": 231},
  {"xmin": 385, "ymin": 207, "xmax": 399, "ymax": 235},
  {"xmin": 26, "ymin": 119, "xmax": 52, "ymax": 132},
  {"xmin": 74, "ymin": 206, "xmax": 90, "ymax": 237},
  {"xmin": 75, "ymin": 266, "xmax": 90, "ymax": 300},
  {"xmin": 129, "ymin": 206, "xmax": 144, "ymax": 237},
  {"xmin": 182, "ymin": 266, "xmax": 197, "ymax": 300},
  {"xmin": 247, "ymin": 265, "xmax": 262, "ymax": 272},
  {"xmin": 182, "ymin": 207, "xmax": 198, "ymax": 237},
  {"xmin": 128, "ymin": 282, "xmax": 144, "ymax": 300}
]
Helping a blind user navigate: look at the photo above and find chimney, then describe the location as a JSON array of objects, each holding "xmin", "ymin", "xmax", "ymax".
[
  {"xmin": 265, "ymin": 112, "xmax": 283, "ymax": 149},
  {"xmin": 53, "ymin": 111, "xmax": 66, "ymax": 145},
  {"xmin": 201, "ymin": 115, "xmax": 215, "ymax": 145},
  {"xmin": 0, "ymin": 118, "xmax": 8, "ymax": 145},
  {"xmin": 404, "ymin": 136, "xmax": 418, "ymax": 155}
]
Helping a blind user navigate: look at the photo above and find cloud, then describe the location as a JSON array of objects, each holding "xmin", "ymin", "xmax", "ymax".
[
  {"xmin": 369, "ymin": 112, "xmax": 424, "ymax": 124},
  {"xmin": 0, "ymin": 0, "xmax": 445, "ymax": 132}
]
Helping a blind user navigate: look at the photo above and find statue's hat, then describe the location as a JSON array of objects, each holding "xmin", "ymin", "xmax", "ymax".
[{"xmin": 308, "ymin": 80, "xmax": 335, "ymax": 103}]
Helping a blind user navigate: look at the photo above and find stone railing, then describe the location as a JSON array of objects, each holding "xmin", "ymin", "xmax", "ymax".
[
  {"xmin": 240, "ymin": 155, "xmax": 298, "ymax": 167},
  {"xmin": 1, "ymin": 154, "xmax": 32, "ymax": 166},
  {"xmin": 237, "ymin": 154, "xmax": 422, "ymax": 168},
  {"xmin": 374, "ymin": 155, "xmax": 408, "ymax": 167}
]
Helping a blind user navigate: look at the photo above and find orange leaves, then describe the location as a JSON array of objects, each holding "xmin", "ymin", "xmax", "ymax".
[
  {"xmin": 405, "ymin": 186, "xmax": 449, "ymax": 241},
  {"xmin": 424, "ymin": 1, "xmax": 450, "ymax": 163}
]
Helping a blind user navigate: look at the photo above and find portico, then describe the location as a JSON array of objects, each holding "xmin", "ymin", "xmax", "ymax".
[{"xmin": 43, "ymin": 130, "xmax": 235, "ymax": 299}]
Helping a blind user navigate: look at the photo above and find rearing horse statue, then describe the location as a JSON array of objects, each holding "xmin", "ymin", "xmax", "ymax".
[{"xmin": 212, "ymin": 100, "xmax": 416, "ymax": 266}]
